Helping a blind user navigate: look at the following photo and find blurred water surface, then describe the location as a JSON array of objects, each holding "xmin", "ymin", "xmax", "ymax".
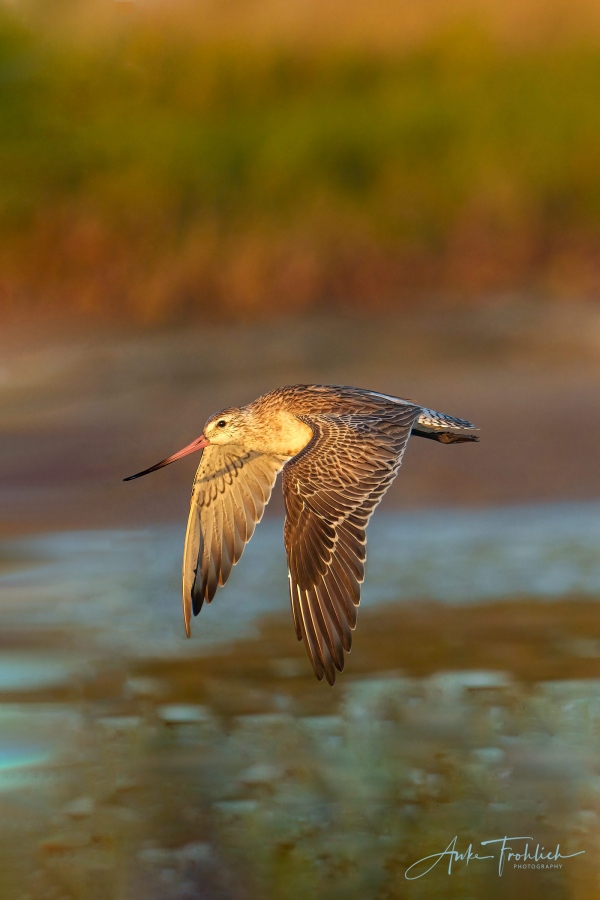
[
  {"xmin": 2, "ymin": 502, "xmax": 600, "ymax": 658},
  {"xmin": 1, "ymin": 502, "xmax": 599, "ymax": 898}
]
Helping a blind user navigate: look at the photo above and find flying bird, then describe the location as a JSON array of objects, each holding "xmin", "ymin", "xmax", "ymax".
[{"xmin": 125, "ymin": 384, "xmax": 478, "ymax": 684}]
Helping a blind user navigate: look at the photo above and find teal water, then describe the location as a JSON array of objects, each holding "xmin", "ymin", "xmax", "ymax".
[
  {"xmin": 1, "ymin": 502, "xmax": 599, "ymax": 660},
  {"xmin": 0, "ymin": 503, "xmax": 599, "ymax": 897}
]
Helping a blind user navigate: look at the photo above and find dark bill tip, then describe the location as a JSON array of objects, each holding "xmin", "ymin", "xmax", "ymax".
[{"xmin": 123, "ymin": 433, "xmax": 210, "ymax": 482}]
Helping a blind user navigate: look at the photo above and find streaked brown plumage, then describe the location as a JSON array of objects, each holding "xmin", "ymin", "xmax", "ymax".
[{"xmin": 125, "ymin": 384, "xmax": 479, "ymax": 684}]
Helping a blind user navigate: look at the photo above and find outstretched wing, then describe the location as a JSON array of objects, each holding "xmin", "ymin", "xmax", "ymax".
[
  {"xmin": 183, "ymin": 444, "xmax": 287, "ymax": 635},
  {"xmin": 282, "ymin": 403, "xmax": 421, "ymax": 684}
]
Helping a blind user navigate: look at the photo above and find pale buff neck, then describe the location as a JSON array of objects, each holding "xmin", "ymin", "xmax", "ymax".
[{"xmin": 242, "ymin": 407, "xmax": 313, "ymax": 457}]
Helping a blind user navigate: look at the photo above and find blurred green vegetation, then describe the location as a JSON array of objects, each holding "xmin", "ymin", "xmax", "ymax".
[{"xmin": 1, "ymin": 4, "xmax": 600, "ymax": 320}]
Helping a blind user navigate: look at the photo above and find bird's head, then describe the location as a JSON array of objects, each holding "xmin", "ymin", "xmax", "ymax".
[
  {"xmin": 206, "ymin": 405, "xmax": 313, "ymax": 456},
  {"xmin": 123, "ymin": 403, "xmax": 312, "ymax": 482},
  {"xmin": 202, "ymin": 407, "xmax": 247, "ymax": 446},
  {"xmin": 123, "ymin": 406, "xmax": 251, "ymax": 481}
]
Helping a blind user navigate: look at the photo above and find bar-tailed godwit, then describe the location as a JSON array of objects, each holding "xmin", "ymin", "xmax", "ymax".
[{"xmin": 125, "ymin": 385, "xmax": 478, "ymax": 684}]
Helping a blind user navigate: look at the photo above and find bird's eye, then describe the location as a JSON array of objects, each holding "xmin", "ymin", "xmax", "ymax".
[{"xmin": 217, "ymin": 419, "xmax": 227, "ymax": 428}]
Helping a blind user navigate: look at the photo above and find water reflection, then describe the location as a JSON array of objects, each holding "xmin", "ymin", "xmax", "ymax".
[{"xmin": 0, "ymin": 503, "xmax": 599, "ymax": 897}]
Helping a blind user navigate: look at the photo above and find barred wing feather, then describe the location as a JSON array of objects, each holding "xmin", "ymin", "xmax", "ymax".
[
  {"xmin": 183, "ymin": 444, "xmax": 287, "ymax": 635},
  {"xmin": 282, "ymin": 404, "xmax": 421, "ymax": 685}
]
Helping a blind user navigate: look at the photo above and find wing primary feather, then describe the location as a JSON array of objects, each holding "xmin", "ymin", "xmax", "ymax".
[
  {"xmin": 195, "ymin": 505, "xmax": 214, "ymax": 611},
  {"xmin": 221, "ymin": 495, "xmax": 236, "ymax": 571},
  {"xmin": 238, "ymin": 484, "xmax": 259, "ymax": 535},
  {"xmin": 329, "ymin": 565, "xmax": 359, "ymax": 627},
  {"xmin": 331, "ymin": 554, "xmax": 362, "ymax": 605},
  {"xmin": 295, "ymin": 584, "xmax": 325, "ymax": 681},
  {"xmin": 299, "ymin": 585, "xmax": 329, "ymax": 675},
  {"xmin": 288, "ymin": 571, "xmax": 302, "ymax": 640},
  {"xmin": 306, "ymin": 585, "xmax": 340, "ymax": 677},
  {"xmin": 298, "ymin": 533, "xmax": 322, "ymax": 586},
  {"xmin": 315, "ymin": 578, "xmax": 353, "ymax": 652},
  {"xmin": 306, "ymin": 591, "xmax": 337, "ymax": 685},
  {"xmin": 310, "ymin": 584, "xmax": 345, "ymax": 672},
  {"xmin": 230, "ymin": 488, "xmax": 248, "ymax": 553},
  {"xmin": 336, "ymin": 538, "xmax": 365, "ymax": 582},
  {"xmin": 182, "ymin": 501, "xmax": 201, "ymax": 637},
  {"xmin": 206, "ymin": 553, "xmax": 219, "ymax": 603},
  {"xmin": 211, "ymin": 501, "xmax": 224, "ymax": 587},
  {"xmin": 219, "ymin": 524, "xmax": 233, "ymax": 586}
]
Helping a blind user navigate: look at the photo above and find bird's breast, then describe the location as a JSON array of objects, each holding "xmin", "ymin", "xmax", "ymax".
[{"xmin": 264, "ymin": 412, "xmax": 314, "ymax": 457}]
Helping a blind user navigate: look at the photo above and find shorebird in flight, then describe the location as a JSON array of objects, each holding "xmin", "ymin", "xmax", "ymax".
[{"xmin": 125, "ymin": 385, "xmax": 478, "ymax": 684}]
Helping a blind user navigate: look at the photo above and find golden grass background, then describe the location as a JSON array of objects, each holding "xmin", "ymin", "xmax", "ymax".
[{"xmin": 2, "ymin": 0, "xmax": 600, "ymax": 322}]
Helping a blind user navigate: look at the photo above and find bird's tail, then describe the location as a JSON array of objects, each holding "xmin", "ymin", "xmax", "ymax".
[{"xmin": 412, "ymin": 407, "xmax": 479, "ymax": 443}]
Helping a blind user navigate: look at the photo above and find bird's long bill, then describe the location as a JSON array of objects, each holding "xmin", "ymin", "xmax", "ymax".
[{"xmin": 123, "ymin": 434, "xmax": 210, "ymax": 481}]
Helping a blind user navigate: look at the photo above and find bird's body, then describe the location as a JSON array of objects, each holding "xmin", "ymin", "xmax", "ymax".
[{"xmin": 125, "ymin": 384, "xmax": 478, "ymax": 684}]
